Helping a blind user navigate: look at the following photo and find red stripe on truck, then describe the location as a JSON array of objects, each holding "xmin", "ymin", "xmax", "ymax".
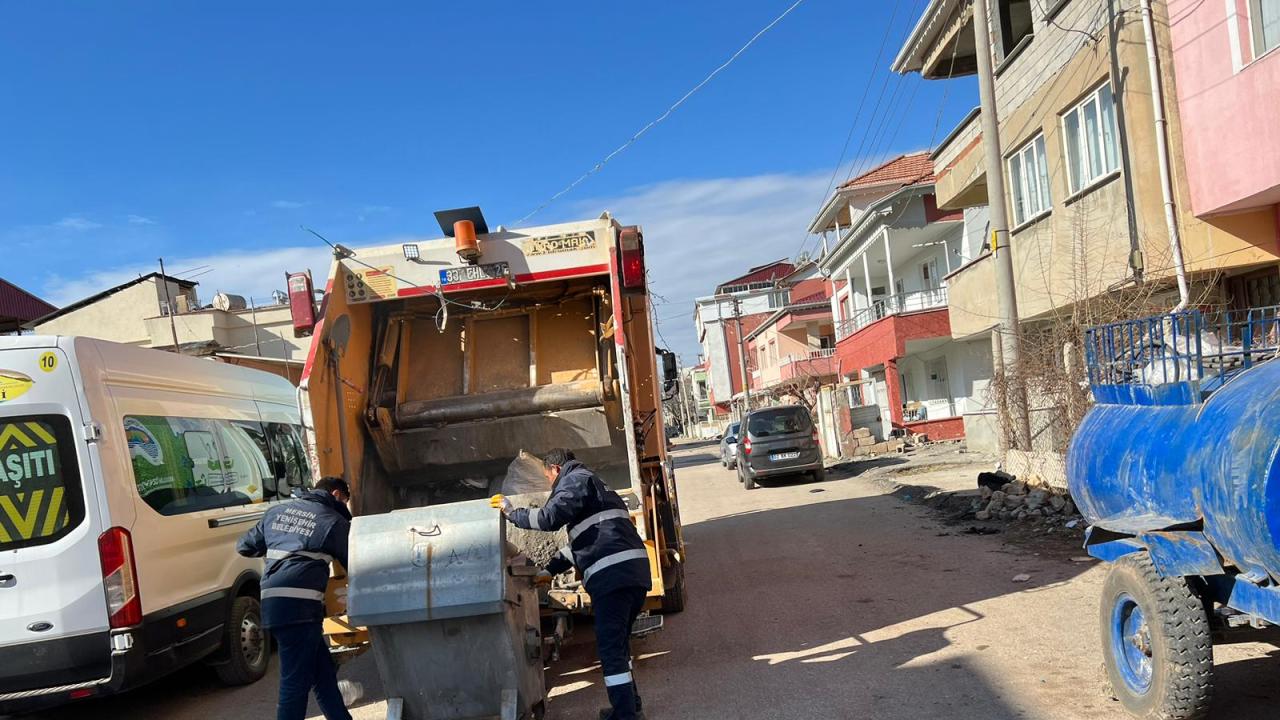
[{"xmin": 394, "ymin": 263, "xmax": 611, "ymax": 297}]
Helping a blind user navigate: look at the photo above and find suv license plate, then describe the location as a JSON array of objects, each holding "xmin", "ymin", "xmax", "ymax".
[
  {"xmin": 440, "ymin": 262, "xmax": 510, "ymax": 285},
  {"xmin": 770, "ymin": 452, "xmax": 800, "ymax": 461}
]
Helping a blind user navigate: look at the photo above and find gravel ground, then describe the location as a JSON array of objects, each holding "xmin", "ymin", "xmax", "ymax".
[{"xmin": 20, "ymin": 442, "xmax": 1280, "ymax": 719}]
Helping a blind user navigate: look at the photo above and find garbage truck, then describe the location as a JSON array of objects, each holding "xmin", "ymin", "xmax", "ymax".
[
  {"xmin": 295, "ymin": 209, "xmax": 686, "ymax": 718},
  {"xmin": 1068, "ymin": 306, "xmax": 1280, "ymax": 720}
]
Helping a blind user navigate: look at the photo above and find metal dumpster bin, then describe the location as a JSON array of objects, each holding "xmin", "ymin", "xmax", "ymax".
[{"xmin": 347, "ymin": 500, "xmax": 546, "ymax": 720}]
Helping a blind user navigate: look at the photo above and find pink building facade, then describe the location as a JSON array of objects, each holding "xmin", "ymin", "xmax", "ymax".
[{"xmin": 1170, "ymin": 0, "xmax": 1280, "ymax": 217}]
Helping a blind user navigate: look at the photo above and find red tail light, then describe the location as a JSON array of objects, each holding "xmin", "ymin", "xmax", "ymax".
[
  {"xmin": 811, "ymin": 428, "xmax": 820, "ymax": 445},
  {"xmin": 743, "ymin": 437, "xmax": 752, "ymax": 456},
  {"xmin": 98, "ymin": 527, "xmax": 141, "ymax": 628},
  {"xmin": 619, "ymin": 226, "xmax": 646, "ymax": 290}
]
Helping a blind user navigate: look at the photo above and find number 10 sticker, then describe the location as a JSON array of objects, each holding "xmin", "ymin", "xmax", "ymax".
[{"xmin": 39, "ymin": 352, "xmax": 58, "ymax": 373}]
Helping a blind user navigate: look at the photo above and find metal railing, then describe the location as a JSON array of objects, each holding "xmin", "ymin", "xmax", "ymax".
[
  {"xmin": 778, "ymin": 348, "xmax": 837, "ymax": 365},
  {"xmin": 836, "ymin": 287, "xmax": 949, "ymax": 342},
  {"xmin": 1084, "ymin": 306, "xmax": 1280, "ymax": 404}
]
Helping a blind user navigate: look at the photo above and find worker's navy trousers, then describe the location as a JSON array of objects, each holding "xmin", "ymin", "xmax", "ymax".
[
  {"xmin": 272, "ymin": 621, "xmax": 352, "ymax": 720},
  {"xmin": 593, "ymin": 587, "xmax": 648, "ymax": 720}
]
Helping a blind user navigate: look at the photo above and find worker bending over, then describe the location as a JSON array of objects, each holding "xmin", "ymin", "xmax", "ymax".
[
  {"xmin": 239, "ymin": 477, "xmax": 354, "ymax": 720},
  {"xmin": 493, "ymin": 449, "xmax": 652, "ymax": 720}
]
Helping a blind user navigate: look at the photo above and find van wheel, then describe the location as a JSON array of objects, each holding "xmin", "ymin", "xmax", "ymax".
[
  {"xmin": 214, "ymin": 596, "xmax": 270, "ymax": 686},
  {"xmin": 1099, "ymin": 556, "xmax": 1213, "ymax": 719},
  {"xmin": 742, "ymin": 469, "xmax": 756, "ymax": 490}
]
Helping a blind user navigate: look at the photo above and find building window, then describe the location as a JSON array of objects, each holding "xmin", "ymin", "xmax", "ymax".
[
  {"xmin": 1008, "ymin": 134, "xmax": 1051, "ymax": 227},
  {"xmin": 769, "ymin": 289, "xmax": 791, "ymax": 308},
  {"xmin": 1252, "ymin": 0, "xmax": 1280, "ymax": 56},
  {"xmin": 1062, "ymin": 82, "xmax": 1120, "ymax": 195},
  {"xmin": 996, "ymin": 0, "xmax": 1034, "ymax": 59}
]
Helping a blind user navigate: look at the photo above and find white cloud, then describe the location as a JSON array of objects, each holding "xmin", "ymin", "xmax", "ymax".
[
  {"xmin": 570, "ymin": 172, "xmax": 829, "ymax": 361},
  {"xmin": 126, "ymin": 214, "xmax": 158, "ymax": 225},
  {"xmin": 53, "ymin": 216, "xmax": 102, "ymax": 231},
  {"xmin": 42, "ymin": 245, "xmax": 338, "ymax": 308},
  {"xmin": 361, "ymin": 205, "xmax": 392, "ymax": 214},
  {"xmin": 271, "ymin": 200, "xmax": 308, "ymax": 210}
]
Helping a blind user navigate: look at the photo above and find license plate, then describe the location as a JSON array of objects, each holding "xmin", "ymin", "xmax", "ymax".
[
  {"xmin": 439, "ymin": 262, "xmax": 510, "ymax": 285},
  {"xmin": 770, "ymin": 452, "xmax": 800, "ymax": 462}
]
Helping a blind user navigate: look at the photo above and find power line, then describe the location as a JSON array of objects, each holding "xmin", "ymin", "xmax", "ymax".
[
  {"xmin": 792, "ymin": 0, "xmax": 909, "ymax": 261},
  {"xmin": 512, "ymin": 0, "xmax": 808, "ymax": 227},
  {"xmin": 795, "ymin": 0, "xmax": 926, "ymax": 261}
]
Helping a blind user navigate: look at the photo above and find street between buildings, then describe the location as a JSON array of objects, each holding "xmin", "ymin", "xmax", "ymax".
[{"xmin": 22, "ymin": 442, "xmax": 1279, "ymax": 720}]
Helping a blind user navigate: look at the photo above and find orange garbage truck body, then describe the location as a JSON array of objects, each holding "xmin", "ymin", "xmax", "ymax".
[{"xmin": 300, "ymin": 212, "xmax": 686, "ymax": 632}]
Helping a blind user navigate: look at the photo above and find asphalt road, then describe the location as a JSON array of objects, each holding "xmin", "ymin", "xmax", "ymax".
[{"xmin": 20, "ymin": 442, "xmax": 1280, "ymax": 719}]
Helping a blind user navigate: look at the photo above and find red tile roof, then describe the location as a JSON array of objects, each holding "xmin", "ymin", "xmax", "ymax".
[
  {"xmin": 0, "ymin": 278, "xmax": 57, "ymax": 331},
  {"xmin": 715, "ymin": 260, "xmax": 794, "ymax": 293},
  {"xmin": 839, "ymin": 152, "xmax": 934, "ymax": 191}
]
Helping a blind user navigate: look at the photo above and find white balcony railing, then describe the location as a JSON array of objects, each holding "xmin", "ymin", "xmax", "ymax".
[
  {"xmin": 835, "ymin": 287, "xmax": 948, "ymax": 342},
  {"xmin": 778, "ymin": 348, "xmax": 837, "ymax": 365}
]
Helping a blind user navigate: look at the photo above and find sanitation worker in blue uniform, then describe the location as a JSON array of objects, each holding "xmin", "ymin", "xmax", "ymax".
[
  {"xmin": 238, "ymin": 477, "xmax": 354, "ymax": 720},
  {"xmin": 492, "ymin": 449, "xmax": 652, "ymax": 720}
]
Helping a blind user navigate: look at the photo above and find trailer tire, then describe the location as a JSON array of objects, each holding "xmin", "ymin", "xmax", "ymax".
[
  {"xmin": 1099, "ymin": 555, "xmax": 1213, "ymax": 720},
  {"xmin": 660, "ymin": 560, "xmax": 687, "ymax": 614},
  {"xmin": 213, "ymin": 596, "xmax": 270, "ymax": 686}
]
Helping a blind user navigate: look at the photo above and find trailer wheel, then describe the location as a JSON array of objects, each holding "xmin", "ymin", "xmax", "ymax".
[
  {"xmin": 1099, "ymin": 555, "xmax": 1213, "ymax": 720},
  {"xmin": 213, "ymin": 596, "xmax": 270, "ymax": 686},
  {"xmin": 660, "ymin": 560, "xmax": 686, "ymax": 614}
]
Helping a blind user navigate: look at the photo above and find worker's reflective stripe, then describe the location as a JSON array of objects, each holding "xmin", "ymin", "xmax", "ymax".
[
  {"xmin": 260, "ymin": 587, "xmax": 326, "ymax": 602},
  {"xmin": 558, "ymin": 546, "xmax": 574, "ymax": 562},
  {"xmin": 529, "ymin": 510, "xmax": 544, "ymax": 531},
  {"xmin": 603, "ymin": 671, "xmax": 633, "ymax": 687},
  {"xmin": 568, "ymin": 509, "xmax": 630, "ymax": 541},
  {"xmin": 582, "ymin": 548, "xmax": 649, "ymax": 584},
  {"xmin": 265, "ymin": 549, "xmax": 334, "ymax": 563}
]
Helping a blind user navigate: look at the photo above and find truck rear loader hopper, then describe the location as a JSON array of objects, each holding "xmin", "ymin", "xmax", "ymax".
[{"xmin": 299, "ymin": 211, "xmax": 686, "ymax": 706}]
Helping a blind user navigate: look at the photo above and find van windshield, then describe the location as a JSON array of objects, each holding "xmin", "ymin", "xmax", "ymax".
[
  {"xmin": 748, "ymin": 408, "xmax": 812, "ymax": 437},
  {"xmin": 0, "ymin": 414, "xmax": 85, "ymax": 551}
]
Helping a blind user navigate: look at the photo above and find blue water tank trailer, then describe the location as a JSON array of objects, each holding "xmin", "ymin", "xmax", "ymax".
[{"xmin": 1067, "ymin": 307, "xmax": 1280, "ymax": 720}]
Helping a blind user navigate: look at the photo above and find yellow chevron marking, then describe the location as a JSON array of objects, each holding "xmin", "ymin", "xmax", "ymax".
[
  {"xmin": 0, "ymin": 490, "xmax": 43, "ymax": 540},
  {"xmin": 41, "ymin": 487, "xmax": 64, "ymax": 536},
  {"xmin": 0, "ymin": 423, "xmax": 36, "ymax": 449},
  {"xmin": 25, "ymin": 422, "xmax": 56, "ymax": 445}
]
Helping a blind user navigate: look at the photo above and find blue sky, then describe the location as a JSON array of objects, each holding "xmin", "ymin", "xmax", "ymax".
[{"xmin": 2, "ymin": 1, "xmax": 976, "ymax": 359}]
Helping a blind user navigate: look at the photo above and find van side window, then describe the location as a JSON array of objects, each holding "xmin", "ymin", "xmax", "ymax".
[
  {"xmin": 125, "ymin": 416, "xmax": 269, "ymax": 516},
  {"xmin": 0, "ymin": 415, "xmax": 86, "ymax": 551},
  {"xmin": 264, "ymin": 423, "xmax": 312, "ymax": 500}
]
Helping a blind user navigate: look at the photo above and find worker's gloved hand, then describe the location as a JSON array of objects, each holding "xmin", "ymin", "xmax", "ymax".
[
  {"xmin": 489, "ymin": 494, "xmax": 513, "ymax": 513},
  {"xmin": 534, "ymin": 570, "xmax": 553, "ymax": 586}
]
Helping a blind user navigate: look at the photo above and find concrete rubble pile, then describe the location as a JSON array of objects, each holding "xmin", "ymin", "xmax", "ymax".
[
  {"xmin": 970, "ymin": 478, "xmax": 1081, "ymax": 524},
  {"xmin": 848, "ymin": 426, "xmax": 907, "ymax": 456}
]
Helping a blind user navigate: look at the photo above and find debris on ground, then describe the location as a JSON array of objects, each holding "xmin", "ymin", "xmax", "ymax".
[
  {"xmin": 963, "ymin": 526, "xmax": 1001, "ymax": 536},
  {"xmin": 1070, "ymin": 556, "xmax": 1093, "ymax": 563},
  {"xmin": 970, "ymin": 478, "xmax": 1080, "ymax": 526},
  {"xmin": 1012, "ymin": 573, "xmax": 1032, "ymax": 583}
]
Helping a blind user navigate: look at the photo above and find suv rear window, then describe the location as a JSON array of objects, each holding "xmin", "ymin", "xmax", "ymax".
[
  {"xmin": 747, "ymin": 408, "xmax": 812, "ymax": 437},
  {"xmin": 0, "ymin": 415, "xmax": 85, "ymax": 551}
]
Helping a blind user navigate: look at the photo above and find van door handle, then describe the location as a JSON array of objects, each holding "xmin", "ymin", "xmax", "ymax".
[{"xmin": 0, "ymin": 574, "xmax": 15, "ymax": 587}]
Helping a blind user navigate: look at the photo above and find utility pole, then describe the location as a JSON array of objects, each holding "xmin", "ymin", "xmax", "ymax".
[
  {"xmin": 973, "ymin": 0, "xmax": 1032, "ymax": 450},
  {"xmin": 732, "ymin": 297, "xmax": 752, "ymax": 415},
  {"xmin": 157, "ymin": 258, "xmax": 182, "ymax": 354}
]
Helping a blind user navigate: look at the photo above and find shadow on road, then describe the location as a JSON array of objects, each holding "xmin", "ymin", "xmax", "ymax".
[{"xmin": 544, "ymin": 489, "xmax": 1279, "ymax": 720}]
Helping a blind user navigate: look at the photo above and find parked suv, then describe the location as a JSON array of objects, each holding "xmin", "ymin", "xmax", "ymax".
[
  {"xmin": 718, "ymin": 422, "xmax": 741, "ymax": 469},
  {"xmin": 736, "ymin": 405, "xmax": 824, "ymax": 490}
]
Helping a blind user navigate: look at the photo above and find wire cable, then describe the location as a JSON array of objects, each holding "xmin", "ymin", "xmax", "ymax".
[{"xmin": 511, "ymin": 0, "xmax": 808, "ymax": 227}]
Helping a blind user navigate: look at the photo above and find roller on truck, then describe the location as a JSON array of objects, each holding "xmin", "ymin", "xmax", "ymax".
[
  {"xmin": 297, "ymin": 208, "xmax": 686, "ymax": 720},
  {"xmin": 1069, "ymin": 306, "xmax": 1280, "ymax": 720}
]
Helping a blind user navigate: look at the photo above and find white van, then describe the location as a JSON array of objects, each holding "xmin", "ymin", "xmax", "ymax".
[{"xmin": 0, "ymin": 335, "xmax": 313, "ymax": 713}]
